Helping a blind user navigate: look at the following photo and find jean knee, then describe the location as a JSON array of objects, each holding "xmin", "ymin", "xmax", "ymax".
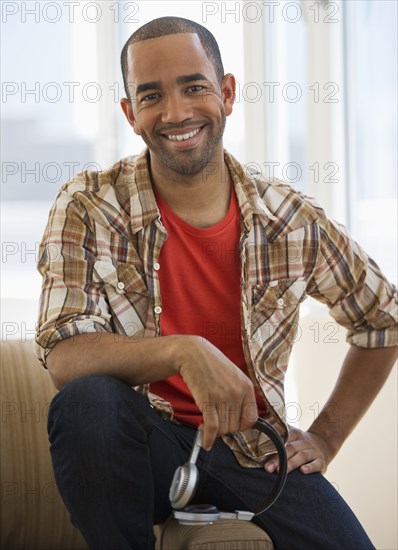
[{"xmin": 48, "ymin": 375, "xmax": 143, "ymax": 445}]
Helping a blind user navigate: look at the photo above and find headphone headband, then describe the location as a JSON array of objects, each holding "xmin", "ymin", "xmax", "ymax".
[
  {"xmin": 251, "ymin": 418, "xmax": 287, "ymax": 515},
  {"xmin": 169, "ymin": 418, "xmax": 288, "ymax": 521}
]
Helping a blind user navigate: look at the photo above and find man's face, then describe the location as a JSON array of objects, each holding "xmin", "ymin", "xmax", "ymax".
[{"xmin": 121, "ymin": 33, "xmax": 234, "ymax": 176}]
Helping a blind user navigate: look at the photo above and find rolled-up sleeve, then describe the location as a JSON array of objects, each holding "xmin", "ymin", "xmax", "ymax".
[
  {"xmin": 307, "ymin": 206, "xmax": 397, "ymax": 348},
  {"xmin": 35, "ymin": 188, "xmax": 113, "ymax": 367}
]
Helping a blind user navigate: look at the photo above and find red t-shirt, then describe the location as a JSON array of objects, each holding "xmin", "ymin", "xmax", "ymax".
[{"xmin": 150, "ymin": 187, "xmax": 266, "ymax": 426}]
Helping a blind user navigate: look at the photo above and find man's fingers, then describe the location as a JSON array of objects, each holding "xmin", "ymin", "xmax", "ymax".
[
  {"xmin": 264, "ymin": 437, "xmax": 303, "ymax": 473},
  {"xmin": 201, "ymin": 407, "xmax": 219, "ymax": 451},
  {"xmin": 300, "ymin": 458, "xmax": 326, "ymax": 474},
  {"xmin": 200, "ymin": 392, "xmax": 258, "ymax": 450},
  {"xmin": 265, "ymin": 448, "xmax": 326, "ymax": 474},
  {"xmin": 226, "ymin": 397, "xmax": 256, "ymax": 433},
  {"xmin": 239, "ymin": 396, "xmax": 258, "ymax": 431},
  {"xmin": 202, "ymin": 427, "xmax": 217, "ymax": 451},
  {"xmin": 217, "ymin": 400, "xmax": 241, "ymax": 434},
  {"xmin": 264, "ymin": 453, "xmax": 279, "ymax": 473},
  {"xmin": 264, "ymin": 427, "xmax": 330, "ymax": 474}
]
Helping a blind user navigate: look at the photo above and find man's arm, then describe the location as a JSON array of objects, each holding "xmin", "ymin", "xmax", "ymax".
[
  {"xmin": 263, "ymin": 197, "xmax": 397, "ymax": 474},
  {"xmin": 46, "ymin": 333, "xmax": 181, "ymax": 390},
  {"xmin": 265, "ymin": 344, "xmax": 397, "ymax": 474},
  {"xmin": 47, "ymin": 333, "xmax": 258, "ymax": 451}
]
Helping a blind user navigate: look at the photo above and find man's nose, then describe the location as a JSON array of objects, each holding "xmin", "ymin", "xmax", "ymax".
[{"xmin": 161, "ymin": 93, "xmax": 193, "ymax": 124}]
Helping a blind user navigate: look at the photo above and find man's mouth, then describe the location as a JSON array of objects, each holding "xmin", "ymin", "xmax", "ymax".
[{"xmin": 163, "ymin": 127, "xmax": 202, "ymax": 142}]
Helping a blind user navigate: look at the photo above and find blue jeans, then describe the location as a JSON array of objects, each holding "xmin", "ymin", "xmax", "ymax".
[{"xmin": 48, "ymin": 375, "xmax": 375, "ymax": 550}]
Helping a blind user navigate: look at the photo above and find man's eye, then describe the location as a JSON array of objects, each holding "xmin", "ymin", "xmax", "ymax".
[
  {"xmin": 187, "ymin": 85, "xmax": 205, "ymax": 93},
  {"xmin": 141, "ymin": 93, "xmax": 159, "ymax": 102}
]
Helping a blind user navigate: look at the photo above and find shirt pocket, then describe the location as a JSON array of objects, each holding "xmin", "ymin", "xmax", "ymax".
[
  {"xmin": 250, "ymin": 278, "xmax": 307, "ymax": 337},
  {"xmin": 94, "ymin": 258, "xmax": 149, "ymax": 335},
  {"xmin": 94, "ymin": 257, "xmax": 148, "ymax": 296}
]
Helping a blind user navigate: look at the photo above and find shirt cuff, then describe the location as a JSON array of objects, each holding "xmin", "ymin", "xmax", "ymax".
[
  {"xmin": 35, "ymin": 317, "xmax": 111, "ymax": 367},
  {"xmin": 347, "ymin": 326, "xmax": 398, "ymax": 348}
]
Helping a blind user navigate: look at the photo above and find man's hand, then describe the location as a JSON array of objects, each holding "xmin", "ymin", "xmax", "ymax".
[
  {"xmin": 264, "ymin": 426, "xmax": 333, "ymax": 475},
  {"xmin": 176, "ymin": 335, "xmax": 258, "ymax": 451}
]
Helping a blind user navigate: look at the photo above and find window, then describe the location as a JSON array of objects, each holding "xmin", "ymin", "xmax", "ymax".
[
  {"xmin": 343, "ymin": 0, "xmax": 397, "ymax": 282},
  {"xmin": 1, "ymin": 2, "xmax": 109, "ymax": 333}
]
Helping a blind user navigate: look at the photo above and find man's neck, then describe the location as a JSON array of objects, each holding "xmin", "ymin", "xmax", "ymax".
[{"xmin": 149, "ymin": 150, "xmax": 232, "ymax": 228}]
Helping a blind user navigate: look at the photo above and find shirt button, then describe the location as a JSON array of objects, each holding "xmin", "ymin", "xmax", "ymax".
[
  {"xmin": 153, "ymin": 263, "xmax": 160, "ymax": 271},
  {"xmin": 154, "ymin": 306, "xmax": 162, "ymax": 314},
  {"xmin": 277, "ymin": 298, "xmax": 284, "ymax": 307},
  {"xmin": 117, "ymin": 281, "xmax": 125, "ymax": 290}
]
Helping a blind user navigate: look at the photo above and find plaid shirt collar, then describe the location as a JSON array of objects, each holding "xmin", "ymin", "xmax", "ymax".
[{"xmin": 123, "ymin": 148, "xmax": 277, "ymax": 235}]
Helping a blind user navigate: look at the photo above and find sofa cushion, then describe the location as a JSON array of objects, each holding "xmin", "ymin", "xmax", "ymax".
[
  {"xmin": 1, "ymin": 339, "xmax": 87, "ymax": 549},
  {"xmin": 155, "ymin": 518, "xmax": 274, "ymax": 549},
  {"xmin": 1, "ymin": 339, "xmax": 274, "ymax": 549}
]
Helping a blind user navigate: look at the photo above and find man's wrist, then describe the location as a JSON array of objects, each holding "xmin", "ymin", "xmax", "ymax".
[
  {"xmin": 307, "ymin": 421, "xmax": 343, "ymax": 464},
  {"xmin": 163, "ymin": 334, "xmax": 194, "ymax": 375}
]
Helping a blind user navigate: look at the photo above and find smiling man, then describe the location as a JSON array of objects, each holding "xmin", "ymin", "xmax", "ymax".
[
  {"xmin": 120, "ymin": 29, "xmax": 235, "ymax": 229},
  {"xmin": 36, "ymin": 16, "xmax": 397, "ymax": 550}
]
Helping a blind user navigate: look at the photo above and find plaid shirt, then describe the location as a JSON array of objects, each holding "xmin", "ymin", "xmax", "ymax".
[{"xmin": 35, "ymin": 149, "xmax": 397, "ymax": 467}]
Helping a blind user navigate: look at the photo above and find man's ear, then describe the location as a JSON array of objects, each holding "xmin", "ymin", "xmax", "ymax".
[
  {"xmin": 221, "ymin": 73, "xmax": 236, "ymax": 116},
  {"xmin": 120, "ymin": 98, "xmax": 141, "ymax": 135}
]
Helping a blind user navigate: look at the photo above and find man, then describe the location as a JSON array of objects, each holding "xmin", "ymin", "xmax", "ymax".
[{"xmin": 35, "ymin": 16, "xmax": 397, "ymax": 550}]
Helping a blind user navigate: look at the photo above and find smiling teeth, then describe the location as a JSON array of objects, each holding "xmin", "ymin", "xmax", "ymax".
[{"xmin": 166, "ymin": 128, "xmax": 200, "ymax": 141}]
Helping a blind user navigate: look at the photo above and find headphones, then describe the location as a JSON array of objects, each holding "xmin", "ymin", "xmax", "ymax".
[{"xmin": 169, "ymin": 418, "xmax": 288, "ymax": 525}]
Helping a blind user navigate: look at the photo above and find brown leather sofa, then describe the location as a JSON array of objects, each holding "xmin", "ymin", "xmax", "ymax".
[{"xmin": 1, "ymin": 339, "xmax": 273, "ymax": 549}]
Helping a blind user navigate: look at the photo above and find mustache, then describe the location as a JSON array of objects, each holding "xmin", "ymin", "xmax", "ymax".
[{"xmin": 157, "ymin": 120, "xmax": 208, "ymax": 134}]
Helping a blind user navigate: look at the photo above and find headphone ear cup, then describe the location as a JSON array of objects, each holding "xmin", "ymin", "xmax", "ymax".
[
  {"xmin": 169, "ymin": 462, "xmax": 198, "ymax": 509},
  {"xmin": 174, "ymin": 504, "xmax": 220, "ymax": 526}
]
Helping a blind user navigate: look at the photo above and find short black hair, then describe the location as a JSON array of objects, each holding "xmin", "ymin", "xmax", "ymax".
[{"xmin": 120, "ymin": 16, "xmax": 225, "ymax": 100}]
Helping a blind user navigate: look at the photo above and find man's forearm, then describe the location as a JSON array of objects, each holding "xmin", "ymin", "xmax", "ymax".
[
  {"xmin": 308, "ymin": 344, "xmax": 397, "ymax": 462},
  {"xmin": 46, "ymin": 333, "xmax": 186, "ymax": 390},
  {"xmin": 46, "ymin": 331, "xmax": 259, "ymax": 449}
]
